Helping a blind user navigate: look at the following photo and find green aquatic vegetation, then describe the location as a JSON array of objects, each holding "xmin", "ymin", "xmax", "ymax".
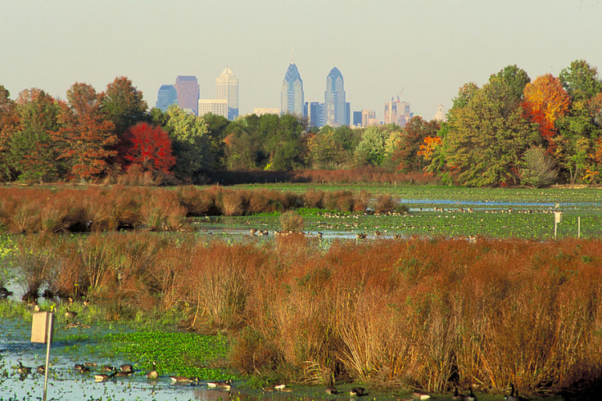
[{"xmin": 93, "ymin": 331, "xmax": 235, "ymax": 380}]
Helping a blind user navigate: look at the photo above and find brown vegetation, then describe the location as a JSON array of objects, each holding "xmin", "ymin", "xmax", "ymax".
[
  {"xmin": 8, "ymin": 233, "xmax": 602, "ymax": 394},
  {"xmin": 0, "ymin": 186, "xmax": 393, "ymax": 233}
]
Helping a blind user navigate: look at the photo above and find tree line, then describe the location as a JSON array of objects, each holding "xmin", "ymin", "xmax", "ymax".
[{"xmin": 1, "ymin": 59, "xmax": 601, "ymax": 186}]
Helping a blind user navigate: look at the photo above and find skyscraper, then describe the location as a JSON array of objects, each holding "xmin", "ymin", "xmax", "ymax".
[
  {"xmin": 216, "ymin": 67, "xmax": 239, "ymax": 119},
  {"xmin": 175, "ymin": 76, "xmax": 200, "ymax": 115},
  {"xmin": 324, "ymin": 67, "xmax": 348, "ymax": 127},
  {"xmin": 155, "ymin": 85, "xmax": 178, "ymax": 112},
  {"xmin": 281, "ymin": 63, "xmax": 304, "ymax": 116}
]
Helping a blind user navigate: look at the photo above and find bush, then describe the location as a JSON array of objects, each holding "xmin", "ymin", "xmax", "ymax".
[
  {"xmin": 279, "ymin": 211, "xmax": 304, "ymax": 232},
  {"xmin": 520, "ymin": 146, "xmax": 558, "ymax": 187}
]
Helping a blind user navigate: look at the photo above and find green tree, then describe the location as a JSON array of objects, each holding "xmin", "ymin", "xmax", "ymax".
[
  {"xmin": 5, "ymin": 89, "xmax": 63, "ymax": 182},
  {"xmin": 559, "ymin": 60, "xmax": 602, "ymax": 102},
  {"xmin": 354, "ymin": 126, "xmax": 389, "ymax": 166},
  {"xmin": 202, "ymin": 112, "xmax": 231, "ymax": 170},
  {"xmin": 101, "ymin": 77, "xmax": 148, "ymax": 136},
  {"xmin": 491, "ymin": 65, "xmax": 531, "ymax": 102},
  {"xmin": 166, "ymin": 106, "xmax": 213, "ymax": 182},
  {"xmin": 0, "ymin": 85, "xmax": 16, "ymax": 180},
  {"xmin": 445, "ymin": 78, "xmax": 539, "ymax": 186}
]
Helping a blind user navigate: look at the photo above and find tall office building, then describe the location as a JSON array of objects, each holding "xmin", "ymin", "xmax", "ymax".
[
  {"xmin": 306, "ymin": 102, "xmax": 323, "ymax": 127},
  {"xmin": 362, "ymin": 109, "xmax": 378, "ymax": 127},
  {"xmin": 155, "ymin": 85, "xmax": 178, "ymax": 112},
  {"xmin": 281, "ymin": 63, "xmax": 305, "ymax": 116},
  {"xmin": 324, "ymin": 67, "xmax": 348, "ymax": 127},
  {"xmin": 175, "ymin": 76, "xmax": 200, "ymax": 115},
  {"xmin": 216, "ymin": 67, "xmax": 239, "ymax": 119},
  {"xmin": 198, "ymin": 99, "xmax": 228, "ymax": 118},
  {"xmin": 384, "ymin": 98, "xmax": 412, "ymax": 126}
]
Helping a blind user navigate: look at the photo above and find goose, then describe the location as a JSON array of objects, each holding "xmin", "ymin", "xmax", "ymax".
[
  {"xmin": 463, "ymin": 387, "xmax": 477, "ymax": 401},
  {"xmin": 146, "ymin": 362, "xmax": 158, "ymax": 379},
  {"xmin": 452, "ymin": 387, "xmax": 464, "ymax": 401},
  {"xmin": 37, "ymin": 365, "xmax": 46, "ymax": 374},
  {"xmin": 273, "ymin": 384, "xmax": 286, "ymax": 391},
  {"xmin": 350, "ymin": 387, "xmax": 366, "ymax": 396},
  {"xmin": 0, "ymin": 286, "xmax": 14, "ymax": 298},
  {"xmin": 208, "ymin": 379, "xmax": 232, "ymax": 390},
  {"xmin": 412, "ymin": 391, "xmax": 431, "ymax": 400},
  {"xmin": 17, "ymin": 362, "xmax": 31, "ymax": 375},
  {"xmin": 170, "ymin": 376, "xmax": 197, "ymax": 383},
  {"xmin": 65, "ymin": 310, "xmax": 78, "ymax": 319},
  {"xmin": 505, "ymin": 384, "xmax": 527, "ymax": 401},
  {"xmin": 325, "ymin": 386, "xmax": 338, "ymax": 394},
  {"xmin": 120, "ymin": 363, "xmax": 134, "ymax": 372},
  {"xmin": 114, "ymin": 371, "xmax": 133, "ymax": 377},
  {"xmin": 74, "ymin": 363, "xmax": 85, "ymax": 371},
  {"xmin": 101, "ymin": 365, "xmax": 115, "ymax": 372},
  {"xmin": 94, "ymin": 370, "xmax": 117, "ymax": 382}
]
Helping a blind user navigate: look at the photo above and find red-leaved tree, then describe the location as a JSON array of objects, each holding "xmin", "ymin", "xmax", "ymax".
[
  {"xmin": 522, "ymin": 74, "xmax": 570, "ymax": 142},
  {"xmin": 123, "ymin": 122, "xmax": 176, "ymax": 174}
]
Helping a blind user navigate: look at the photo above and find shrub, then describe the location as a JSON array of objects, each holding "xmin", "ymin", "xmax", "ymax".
[
  {"xmin": 520, "ymin": 146, "xmax": 558, "ymax": 187},
  {"xmin": 279, "ymin": 211, "xmax": 304, "ymax": 232}
]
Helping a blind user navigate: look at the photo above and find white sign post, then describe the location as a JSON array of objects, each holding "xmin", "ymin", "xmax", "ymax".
[
  {"xmin": 554, "ymin": 211, "xmax": 562, "ymax": 239},
  {"xmin": 32, "ymin": 312, "xmax": 54, "ymax": 401}
]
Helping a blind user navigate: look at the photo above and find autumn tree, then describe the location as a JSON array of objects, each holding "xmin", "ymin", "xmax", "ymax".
[
  {"xmin": 559, "ymin": 60, "xmax": 602, "ymax": 102},
  {"xmin": 445, "ymin": 77, "xmax": 539, "ymax": 186},
  {"xmin": 123, "ymin": 122, "xmax": 175, "ymax": 174},
  {"xmin": 53, "ymin": 83, "xmax": 117, "ymax": 180},
  {"xmin": 3, "ymin": 89, "xmax": 63, "ymax": 182},
  {"xmin": 166, "ymin": 106, "xmax": 213, "ymax": 182},
  {"xmin": 0, "ymin": 85, "xmax": 16, "ymax": 180},
  {"xmin": 522, "ymin": 74, "xmax": 570, "ymax": 141},
  {"xmin": 387, "ymin": 117, "xmax": 440, "ymax": 172}
]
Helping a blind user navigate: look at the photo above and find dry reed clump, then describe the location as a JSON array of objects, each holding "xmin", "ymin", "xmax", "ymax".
[
  {"xmin": 323, "ymin": 190, "xmax": 355, "ymax": 212},
  {"xmin": 176, "ymin": 185, "xmax": 214, "ymax": 216},
  {"xmin": 374, "ymin": 194, "xmax": 396, "ymax": 214},
  {"xmin": 302, "ymin": 189, "xmax": 324, "ymax": 209},
  {"xmin": 219, "ymin": 189, "xmax": 245, "ymax": 216},
  {"xmin": 139, "ymin": 190, "xmax": 187, "ymax": 231},
  {"xmin": 279, "ymin": 211, "xmax": 304, "ymax": 232},
  {"xmin": 12, "ymin": 234, "xmax": 58, "ymax": 301}
]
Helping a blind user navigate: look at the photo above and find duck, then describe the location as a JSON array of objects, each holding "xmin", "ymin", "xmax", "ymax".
[
  {"xmin": 17, "ymin": 362, "xmax": 31, "ymax": 375},
  {"xmin": 325, "ymin": 386, "xmax": 338, "ymax": 394},
  {"xmin": 412, "ymin": 391, "xmax": 431, "ymax": 400},
  {"xmin": 37, "ymin": 365, "xmax": 45, "ymax": 374},
  {"xmin": 350, "ymin": 387, "xmax": 366, "ymax": 396},
  {"xmin": 463, "ymin": 387, "xmax": 477, "ymax": 401},
  {"xmin": 74, "ymin": 363, "xmax": 85, "ymax": 372},
  {"xmin": 146, "ymin": 362, "xmax": 159, "ymax": 379},
  {"xmin": 114, "ymin": 371, "xmax": 133, "ymax": 377},
  {"xmin": 101, "ymin": 365, "xmax": 115, "ymax": 372}
]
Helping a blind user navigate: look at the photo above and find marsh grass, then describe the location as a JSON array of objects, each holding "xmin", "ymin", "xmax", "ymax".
[{"xmin": 7, "ymin": 232, "xmax": 602, "ymax": 395}]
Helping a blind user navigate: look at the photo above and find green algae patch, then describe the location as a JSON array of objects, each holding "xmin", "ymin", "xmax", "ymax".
[{"xmin": 94, "ymin": 331, "xmax": 235, "ymax": 380}]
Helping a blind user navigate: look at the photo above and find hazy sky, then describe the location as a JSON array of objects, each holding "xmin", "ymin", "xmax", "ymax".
[{"xmin": 2, "ymin": 0, "xmax": 601, "ymax": 121}]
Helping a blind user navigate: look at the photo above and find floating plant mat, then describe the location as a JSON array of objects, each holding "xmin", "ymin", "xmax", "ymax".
[{"xmin": 0, "ymin": 316, "xmax": 235, "ymax": 400}]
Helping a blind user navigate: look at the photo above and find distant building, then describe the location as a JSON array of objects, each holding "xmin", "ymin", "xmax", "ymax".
[
  {"xmin": 175, "ymin": 76, "xmax": 200, "ymax": 115},
  {"xmin": 253, "ymin": 108, "xmax": 281, "ymax": 116},
  {"xmin": 362, "ymin": 109, "xmax": 379, "ymax": 127},
  {"xmin": 155, "ymin": 85, "xmax": 178, "ymax": 112},
  {"xmin": 216, "ymin": 67, "xmax": 239, "ymax": 119},
  {"xmin": 433, "ymin": 104, "xmax": 446, "ymax": 122},
  {"xmin": 306, "ymin": 102, "xmax": 324, "ymax": 127},
  {"xmin": 281, "ymin": 63, "xmax": 305, "ymax": 116},
  {"xmin": 353, "ymin": 111, "xmax": 362, "ymax": 127},
  {"xmin": 198, "ymin": 99, "xmax": 228, "ymax": 118},
  {"xmin": 384, "ymin": 98, "xmax": 412, "ymax": 126},
  {"xmin": 324, "ymin": 67, "xmax": 348, "ymax": 126}
]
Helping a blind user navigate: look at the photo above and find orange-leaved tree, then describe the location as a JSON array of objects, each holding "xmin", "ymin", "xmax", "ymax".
[
  {"xmin": 522, "ymin": 74, "xmax": 570, "ymax": 142},
  {"xmin": 123, "ymin": 122, "xmax": 176, "ymax": 174},
  {"xmin": 53, "ymin": 83, "xmax": 117, "ymax": 180}
]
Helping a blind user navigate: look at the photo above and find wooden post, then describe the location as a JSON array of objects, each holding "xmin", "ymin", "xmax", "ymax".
[
  {"xmin": 578, "ymin": 216, "xmax": 581, "ymax": 239},
  {"xmin": 554, "ymin": 211, "xmax": 562, "ymax": 240},
  {"xmin": 32, "ymin": 312, "xmax": 54, "ymax": 401}
]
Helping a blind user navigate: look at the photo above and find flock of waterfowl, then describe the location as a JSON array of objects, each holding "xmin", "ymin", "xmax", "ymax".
[{"xmin": 12, "ymin": 359, "xmax": 529, "ymax": 400}]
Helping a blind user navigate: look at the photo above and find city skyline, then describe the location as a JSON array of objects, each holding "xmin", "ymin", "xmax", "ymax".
[{"xmin": 2, "ymin": 1, "xmax": 601, "ymax": 121}]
